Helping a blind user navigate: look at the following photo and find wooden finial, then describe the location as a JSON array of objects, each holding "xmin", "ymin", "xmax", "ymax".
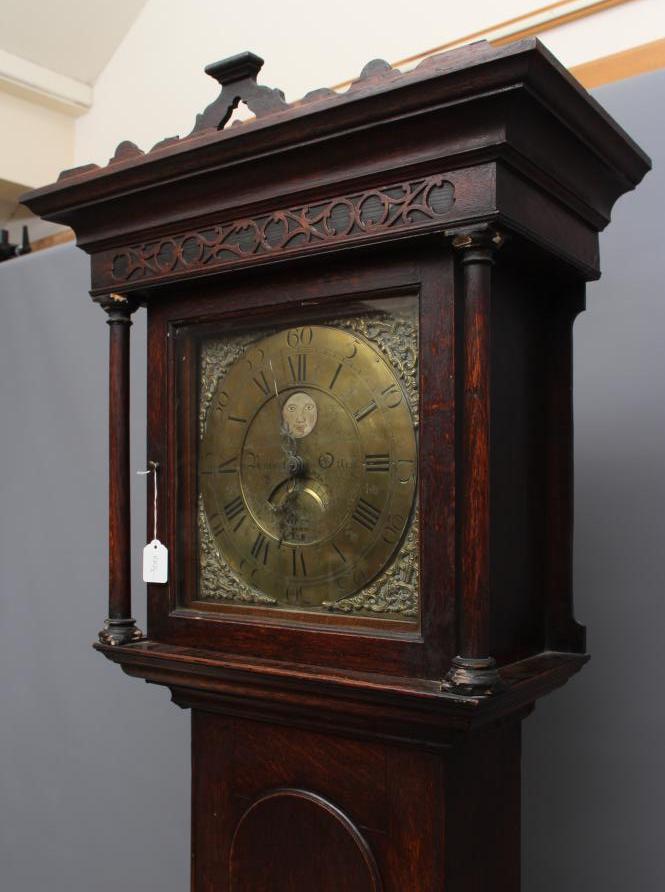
[{"xmin": 190, "ymin": 50, "xmax": 288, "ymax": 134}]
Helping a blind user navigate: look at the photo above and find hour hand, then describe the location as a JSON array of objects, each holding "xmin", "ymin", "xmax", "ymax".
[{"xmin": 284, "ymin": 450, "xmax": 305, "ymax": 477}]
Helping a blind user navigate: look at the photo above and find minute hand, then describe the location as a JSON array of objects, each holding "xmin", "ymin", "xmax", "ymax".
[{"xmin": 268, "ymin": 360, "xmax": 303, "ymax": 476}]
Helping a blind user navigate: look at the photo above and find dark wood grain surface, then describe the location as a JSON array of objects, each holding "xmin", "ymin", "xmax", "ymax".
[{"xmin": 21, "ymin": 38, "xmax": 650, "ymax": 892}]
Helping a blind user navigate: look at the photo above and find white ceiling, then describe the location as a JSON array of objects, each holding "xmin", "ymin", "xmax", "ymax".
[{"xmin": 0, "ymin": 0, "xmax": 147, "ymax": 84}]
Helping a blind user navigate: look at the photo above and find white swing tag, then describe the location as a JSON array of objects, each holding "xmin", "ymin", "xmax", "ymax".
[
  {"xmin": 143, "ymin": 538, "xmax": 168, "ymax": 583},
  {"xmin": 138, "ymin": 462, "xmax": 167, "ymax": 583}
]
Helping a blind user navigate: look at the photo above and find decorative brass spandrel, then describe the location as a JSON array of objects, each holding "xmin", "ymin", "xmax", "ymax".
[
  {"xmin": 198, "ymin": 493, "xmax": 277, "ymax": 606},
  {"xmin": 197, "ymin": 297, "xmax": 419, "ymax": 620}
]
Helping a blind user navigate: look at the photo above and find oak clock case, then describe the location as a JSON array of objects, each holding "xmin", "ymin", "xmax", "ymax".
[
  {"xmin": 191, "ymin": 296, "xmax": 419, "ymax": 622},
  {"xmin": 21, "ymin": 40, "xmax": 650, "ymax": 892}
]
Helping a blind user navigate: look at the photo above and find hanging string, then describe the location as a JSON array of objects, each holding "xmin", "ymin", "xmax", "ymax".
[{"xmin": 137, "ymin": 461, "xmax": 159, "ymax": 540}]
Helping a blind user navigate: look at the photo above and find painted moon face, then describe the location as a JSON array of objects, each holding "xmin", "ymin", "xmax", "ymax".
[{"xmin": 282, "ymin": 391, "xmax": 318, "ymax": 438}]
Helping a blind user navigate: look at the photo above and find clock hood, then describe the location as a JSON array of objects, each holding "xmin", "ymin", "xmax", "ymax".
[{"xmin": 21, "ymin": 39, "xmax": 650, "ymax": 287}]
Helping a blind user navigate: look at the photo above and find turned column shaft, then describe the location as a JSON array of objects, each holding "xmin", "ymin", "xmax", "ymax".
[
  {"xmin": 443, "ymin": 226, "xmax": 503, "ymax": 695},
  {"xmin": 108, "ymin": 310, "xmax": 132, "ymax": 620},
  {"xmin": 459, "ymin": 244, "xmax": 493, "ymax": 660},
  {"xmin": 95, "ymin": 294, "xmax": 143, "ymax": 646}
]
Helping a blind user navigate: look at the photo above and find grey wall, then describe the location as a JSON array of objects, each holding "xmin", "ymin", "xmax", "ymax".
[
  {"xmin": 0, "ymin": 69, "xmax": 663, "ymax": 891},
  {"xmin": 523, "ymin": 68, "xmax": 665, "ymax": 891},
  {"xmin": 0, "ymin": 245, "xmax": 189, "ymax": 891}
]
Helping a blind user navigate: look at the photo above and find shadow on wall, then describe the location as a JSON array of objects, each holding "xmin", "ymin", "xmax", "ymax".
[{"xmin": 523, "ymin": 68, "xmax": 665, "ymax": 892}]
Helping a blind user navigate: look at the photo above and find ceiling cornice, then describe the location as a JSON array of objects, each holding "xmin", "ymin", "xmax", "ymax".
[{"xmin": 0, "ymin": 48, "xmax": 92, "ymax": 116}]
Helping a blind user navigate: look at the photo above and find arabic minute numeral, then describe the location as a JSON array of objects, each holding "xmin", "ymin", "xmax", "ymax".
[
  {"xmin": 397, "ymin": 459, "xmax": 417, "ymax": 484},
  {"xmin": 243, "ymin": 347, "xmax": 265, "ymax": 370},
  {"xmin": 286, "ymin": 327, "xmax": 313, "ymax": 347},
  {"xmin": 215, "ymin": 390, "xmax": 230, "ymax": 413},
  {"xmin": 383, "ymin": 513, "xmax": 406, "ymax": 545},
  {"xmin": 381, "ymin": 383, "xmax": 403, "ymax": 408}
]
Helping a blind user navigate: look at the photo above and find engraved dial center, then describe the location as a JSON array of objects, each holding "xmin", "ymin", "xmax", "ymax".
[{"xmin": 241, "ymin": 387, "xmax": 363, "ymax": 547}]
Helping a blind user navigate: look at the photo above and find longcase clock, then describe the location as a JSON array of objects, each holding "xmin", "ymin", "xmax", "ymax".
[{"xmin": 22, "ymin": 40, "xmax": 650, "ymax": 891}]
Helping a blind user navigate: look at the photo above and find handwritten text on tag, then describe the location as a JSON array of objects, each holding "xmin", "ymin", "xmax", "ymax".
[{"xmin": 143, "ymin": 539, "xmax": 168, "ymax": 583}]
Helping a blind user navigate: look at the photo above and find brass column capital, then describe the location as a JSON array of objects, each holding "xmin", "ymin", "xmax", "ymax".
[{"xmin": 93, "ymin": 292, "xmax": 139, "ymax": 324}]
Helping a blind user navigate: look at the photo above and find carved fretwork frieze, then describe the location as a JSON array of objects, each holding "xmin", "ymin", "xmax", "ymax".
[{"xmin": 103, "ymin": 175, "xmax": 455, "ymax": 289}]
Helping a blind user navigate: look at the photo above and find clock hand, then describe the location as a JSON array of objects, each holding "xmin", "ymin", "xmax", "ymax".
[
  {"xmin": 268, "ymin": 358, "xmax": 282, "ymax": 432},
  {"xmin": 266, "ymin": 362, "xmax": 305, "ymax": 544},
  {"xmin": 284, "ymin": 441, "xmax": 305, "ymax": 478},
  {"xmin": 269, "ymin": 358, "xmax": 304, "ymax": 477}
]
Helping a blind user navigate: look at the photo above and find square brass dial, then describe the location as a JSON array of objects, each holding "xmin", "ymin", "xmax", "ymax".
[{"xmin": 197, "ymin": 296, "xmax": 419, "ymax": 622}]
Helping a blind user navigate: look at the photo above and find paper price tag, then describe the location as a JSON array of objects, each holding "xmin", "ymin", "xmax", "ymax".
[
  {"xmin": 138, "ymin": 462, "xmax": 167, "ymax": 583},
  {"xmin": 143, "ymin": 538, "xmax": 168, "ymax": 583}
]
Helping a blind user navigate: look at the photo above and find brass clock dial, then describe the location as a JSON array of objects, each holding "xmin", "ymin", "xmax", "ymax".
[{"xmin": 200, "ymin": 322, "xmax": 417, "ymax": 610}]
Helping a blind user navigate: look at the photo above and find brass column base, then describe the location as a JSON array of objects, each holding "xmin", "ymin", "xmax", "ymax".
[
  {"xmin": 98, "ymin": 618, "xmax": 144, "ymax": 647},
  {"xmin": 442, "ymin": 656, "xmax": 505, "ymax": 696}
]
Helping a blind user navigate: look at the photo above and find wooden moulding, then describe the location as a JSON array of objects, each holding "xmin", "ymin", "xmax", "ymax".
[
  {"xmin": 94, "ymin": 639, "xmax": 587, "ymax": 749},
  {"xmin": 22, "ymin": 40, "xmax": 649, "ymax": 285}
]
